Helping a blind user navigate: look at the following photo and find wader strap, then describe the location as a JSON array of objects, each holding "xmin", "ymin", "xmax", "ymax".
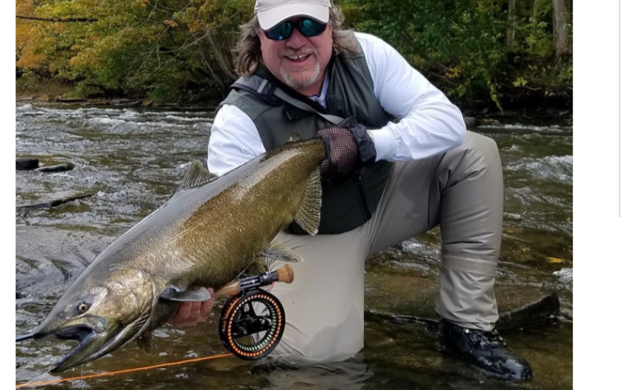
[
  {"xmin": 442, "ymin": 255, "xmax": 497, "ymax": 276},
  {"xmin": 232, "ymin": 75, "xmax": 344, "ymax": 125},
  {"xmin": 272, "ymin": 88, "xmax": 344, "ymax": 125}
]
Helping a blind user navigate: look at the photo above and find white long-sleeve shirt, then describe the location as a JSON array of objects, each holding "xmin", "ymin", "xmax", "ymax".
[{"xmin": 208, "ymin": 32, "xmax": 466, "ymax": 176}]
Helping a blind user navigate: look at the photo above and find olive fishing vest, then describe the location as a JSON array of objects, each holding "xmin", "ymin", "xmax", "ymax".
[{"xmin": 219, "ymin": 34, "xmax": 394, "ymax": 234}]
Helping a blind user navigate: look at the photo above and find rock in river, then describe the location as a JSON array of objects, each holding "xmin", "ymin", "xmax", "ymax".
[
  {"xmin": 16, "ymin": 158, "xmax": 39, "ymax": 170},
  {"xmin": 35, "ymin": 163, "xmax": 75, "ymax": 173}
]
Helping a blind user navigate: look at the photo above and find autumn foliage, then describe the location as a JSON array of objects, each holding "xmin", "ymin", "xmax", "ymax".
[
  {"xmin": 16, "ymin": 0, "xmax": 572, "ymax": 108},
  {"xmin": 16, "ymin": 0, "xmax": 253, "ymax": 102}
]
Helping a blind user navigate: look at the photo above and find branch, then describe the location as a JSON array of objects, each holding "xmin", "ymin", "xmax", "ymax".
[
  {"xmin": 16, "ymin": 15, "xmax": 98, "ymax": 22},
  {"xmin": 426, "ymin": 71, "xmax": 458, "ymax": 87}
]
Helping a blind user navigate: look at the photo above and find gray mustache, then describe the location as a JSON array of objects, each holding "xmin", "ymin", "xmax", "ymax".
[{"xmin": 279, "ymin": 49, "xmax": 317, "ymax": 58}]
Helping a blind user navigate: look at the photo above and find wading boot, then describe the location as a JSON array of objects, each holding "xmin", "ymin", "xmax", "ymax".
[{"xmin": 438, "ymin": 319, "xmax": 533, "ymax": 382}]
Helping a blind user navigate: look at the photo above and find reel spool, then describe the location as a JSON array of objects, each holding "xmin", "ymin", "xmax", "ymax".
[{"xmin": 216, "ymin": 265, "xmax": 293, "ymax": 360}]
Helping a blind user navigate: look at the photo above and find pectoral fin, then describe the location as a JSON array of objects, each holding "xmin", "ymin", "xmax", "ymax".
[
  {"xmin": 159, "ymin": 286, "xmax": 212, "ymax": 302},
  {"xmin": 237, "ymin": 243, "xmax": 303, "ymax": 278},
  {"xmin": 261, "ymin": 242, "xmax": 304, "ymax": 263},
  {"xmin": 293, "ymin": 167, "xmax": 322, "ymax": 235}
]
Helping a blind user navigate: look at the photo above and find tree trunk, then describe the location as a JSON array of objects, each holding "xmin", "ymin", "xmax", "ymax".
[
  {"xmin": 206, "ymin": 32, "xmax": 237, "ymax": 82},
  {"xmin": 552, "ymin": 0, "xmax": 571, "ymax": 57},
  {"xmin": 506, "ymin": 0, "xmax": 517, "ymax": 53}
]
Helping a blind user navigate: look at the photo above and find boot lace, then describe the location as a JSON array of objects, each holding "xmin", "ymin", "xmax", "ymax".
[{"xmin": 463, "ymin": 328, "xmax": 507, "ymax": 349}]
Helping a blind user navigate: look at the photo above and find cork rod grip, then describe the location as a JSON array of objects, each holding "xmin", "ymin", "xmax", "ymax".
[{"xmin": 276, "ymin": 264, "xmax": 294, "ymax": 284}]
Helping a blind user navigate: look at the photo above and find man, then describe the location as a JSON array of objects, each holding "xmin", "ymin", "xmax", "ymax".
[{"xmin": 169, "ymin": 0, "xmax": 533, "ymax": 382}]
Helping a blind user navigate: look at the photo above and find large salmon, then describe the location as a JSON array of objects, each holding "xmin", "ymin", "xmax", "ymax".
[{"xmin": 25, "ymin": 138, "xmax": 326, "ymax": 372}]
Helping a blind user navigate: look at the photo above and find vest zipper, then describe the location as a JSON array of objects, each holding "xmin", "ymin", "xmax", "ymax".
[{"xmin": 356, "ymin": 170, "xmax": 372, "ymax": 220}]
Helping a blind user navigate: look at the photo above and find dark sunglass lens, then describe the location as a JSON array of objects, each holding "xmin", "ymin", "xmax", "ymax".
[
  {"xmin": 266, "ymin": 22, "xmax": 292, "ymax": 40},
  {"xmin": 298, "ymin": 19, "xmax": 326, "ymax": 37}
]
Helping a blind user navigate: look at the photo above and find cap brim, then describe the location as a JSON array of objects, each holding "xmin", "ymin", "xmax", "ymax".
[{"xmin": 257, "ymin": 4, "xmax": 329, "ymax": 30}]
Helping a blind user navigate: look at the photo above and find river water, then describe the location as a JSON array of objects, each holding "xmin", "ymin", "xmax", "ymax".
[{"xmin": 15, "ymin": 104, "xmax": 573, "ymax": 389}]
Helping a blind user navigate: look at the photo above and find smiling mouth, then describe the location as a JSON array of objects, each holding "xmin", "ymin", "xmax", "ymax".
[{"xmin": 285, "ymin": 54, "xmax": 311, "ymax": 63}]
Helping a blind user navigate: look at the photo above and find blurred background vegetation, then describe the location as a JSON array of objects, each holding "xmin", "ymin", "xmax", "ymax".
[{"xmin": 16, "ymin": 0, "xmax": 572, "ymax": 111}]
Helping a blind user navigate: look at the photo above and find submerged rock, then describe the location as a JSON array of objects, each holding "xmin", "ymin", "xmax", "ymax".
[
  {"xmin": 34, "ymin": 163, "xmax": 75, "ymax": 173},
  {"xmin": 366, "ymin": 292, "xmax": 560, "ymax": 332},
  {"xmin": 16, "ymin": 192, "xmax": 95, "ymax": 211},
  {"xmin": 496, "ymin": 292, "xmax": 560, "ymax": 330}
]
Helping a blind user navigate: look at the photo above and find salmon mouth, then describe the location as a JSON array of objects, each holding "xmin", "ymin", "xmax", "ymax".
[
  {"xmin": 55, "ymin": 324, "xmax": 96, "ymax": 342},
  {"xmin": 51, "ymin": 324, "xmax": 99, "ymax": 373},
  {"xmin": 48, "ymin": 317, "xmax": 135, "ymax": 373}
]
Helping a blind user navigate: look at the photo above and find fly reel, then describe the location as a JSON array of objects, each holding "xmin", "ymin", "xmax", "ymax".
[{"xmin": 216, "ymin": 265, "xmax": 293, "ymax": 360}]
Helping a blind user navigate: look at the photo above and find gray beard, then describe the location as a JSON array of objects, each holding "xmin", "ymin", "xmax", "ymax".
[{"xmin": 280, "ymin": 63, "xmax": 321, "ymax": 90}]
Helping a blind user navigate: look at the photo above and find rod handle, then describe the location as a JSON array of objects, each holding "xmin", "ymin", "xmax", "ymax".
[
  {"xmin": 276, "ymin": 264, "xmax": 294, "ymax": 284},
  {"xmin": 213, "ymin": 264, "xmax": 295, "ymax": 298},
  {"xmin": 213, "ymin": 281, "xmax": 240, "ymax": 298}
]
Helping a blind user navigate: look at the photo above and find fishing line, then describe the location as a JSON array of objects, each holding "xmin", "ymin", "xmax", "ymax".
[{"xmin": 15, "ymin": 353, "xmax": 233, "ymax": 388}]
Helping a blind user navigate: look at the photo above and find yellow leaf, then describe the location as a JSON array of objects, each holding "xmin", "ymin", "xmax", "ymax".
[
  {"xmin": 445, "ymin": 67, "xmax": 461, "ymax": 79},
  {"xmin": 513, "ymin": 77, "xmax": 527, "ymax": 87},
  {"xmin": 546, "ymin": 257, "xmax": 565, "ymax": 264}
]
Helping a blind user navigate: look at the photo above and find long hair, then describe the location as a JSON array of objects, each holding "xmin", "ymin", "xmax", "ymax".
[{"xmin": 234, "ymin": 3, "xmax": 359, "ymax": 76}]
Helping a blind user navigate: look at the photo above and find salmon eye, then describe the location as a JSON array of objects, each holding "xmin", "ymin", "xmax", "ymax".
[{"xmin": 77, "ymin": 302, "xmax": 89, "ymax": 313}]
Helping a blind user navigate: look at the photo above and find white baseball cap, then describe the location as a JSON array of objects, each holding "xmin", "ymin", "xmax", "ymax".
[{"xmin": 254, "ymin": 0, "xmax": 331, "ymax": 30}]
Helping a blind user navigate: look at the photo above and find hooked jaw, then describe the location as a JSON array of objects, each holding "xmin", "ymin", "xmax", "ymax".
[
  {"xmin": 28, "ymin": 268, "xmax": 155, "ymax": 372},
  {"xmin": 33, "ymin": 316, "xmax": 121, "ymax": 373}
]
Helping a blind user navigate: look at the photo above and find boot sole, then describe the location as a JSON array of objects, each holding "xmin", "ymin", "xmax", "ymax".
[{"xmin": 439, "ymin": 344, "xmax": 533, "ymax": 382}]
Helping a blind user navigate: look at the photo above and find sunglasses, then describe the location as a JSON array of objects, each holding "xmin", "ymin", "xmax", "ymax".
[{"xmin": 264, "ymin": 18, "xmax": 327, "ymax": 41}]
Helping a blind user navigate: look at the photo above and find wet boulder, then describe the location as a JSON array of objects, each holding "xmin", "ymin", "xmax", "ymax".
[
  {"xmin": 463, "ymin": 116, "xmax": 480, "ymax": 129},
  {"xmin": 16, "ymin": 158, "xmax": 39, "ymax": 171}
]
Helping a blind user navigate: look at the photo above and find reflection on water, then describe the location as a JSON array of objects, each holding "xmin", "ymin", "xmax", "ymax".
[{"xmin": 16, "ymin": 104, "xmax": 572, "ymax": 389}]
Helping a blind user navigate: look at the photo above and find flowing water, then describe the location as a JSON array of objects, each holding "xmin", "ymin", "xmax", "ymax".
[{"xmin": 15, "ymin": 104, "xmax": 573, "ymax": 389}]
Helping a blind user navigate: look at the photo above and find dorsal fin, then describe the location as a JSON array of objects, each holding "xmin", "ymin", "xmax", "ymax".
[
  {"xmin": 177, "ymin": 160, "xmax": 218, "ymax": 192},
  {"xmin": 293, "ymin": 167, "xmax": 322, "ymax": 235}
]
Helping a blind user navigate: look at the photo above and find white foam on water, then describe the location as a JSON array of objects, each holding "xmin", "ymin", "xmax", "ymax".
[
  {"xmin": 503, "ymin": 144, "xmax": 522, "ymax": 152},
  {"xmin": 553, "ymin": 267, "xmax": 573, "ymax": 284},
  {"xmin": 193, "ymin": 122, "xmax": 212, "ymax": 131},
  {"xmin": 479, "ymin": 123, "xmax": 572, "ymax": 133},
  {"xmin": 506, "ymin": 155, "xmax": 573, "ymax": 182},
  {"xmin": 119, "ymin": 109, "xmax": 140, "ymax": 120},
  {"xmin": 163, "ymin": 114, "xmax": 210, "ymax": 122}
]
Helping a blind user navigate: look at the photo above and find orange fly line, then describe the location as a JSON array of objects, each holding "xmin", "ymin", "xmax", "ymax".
[{"xmin": 16, "ymin": 352, "xmax": 233, "ymax": 388}]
